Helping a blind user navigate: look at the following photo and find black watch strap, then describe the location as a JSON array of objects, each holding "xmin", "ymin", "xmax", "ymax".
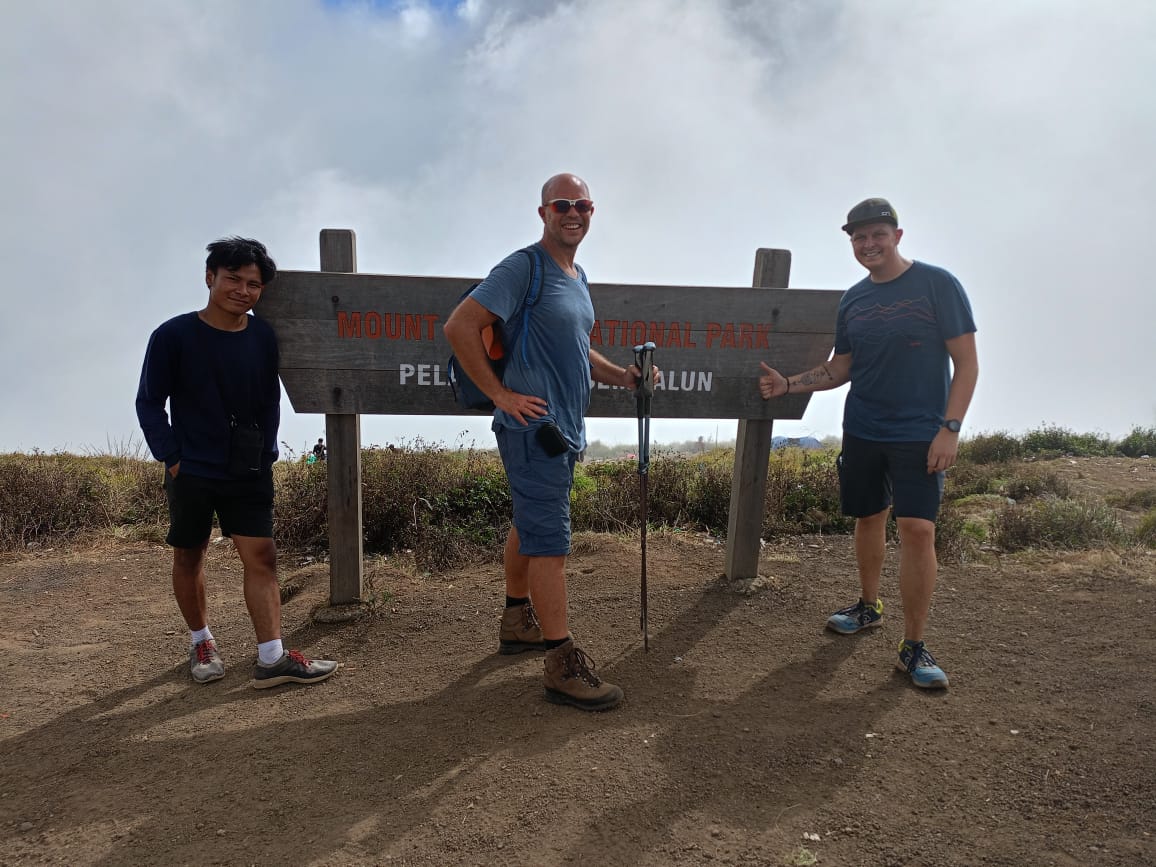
[{"xmin": 943, "ymin": 419, "xmax": 962, "ymax": 433}]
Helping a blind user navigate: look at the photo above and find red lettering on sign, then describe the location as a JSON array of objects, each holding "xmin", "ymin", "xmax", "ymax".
[
  {"xmin": 756, "ymin": 323, "xmax": 771, "ymax": 349},
  {"xmin": 721, "ymin": 323, "xmax": 737, "ymax": 349},
  {"xmin": 590, "ymin": 320, "xmax": 604, "ymax": 346},
  {"xmin": 337, "ymin": 312, "xmax": 362, "ymax": 338},
  {"xmin": 631, "ymin": 321, "xmax": 647, "ymax": 345},
  {"xmin": 683, "ymin": 321, "xmax": 697, "ymax": 348},
  {"xmin": 706, "ymin": 322, "xmax": 722, "ymax": 348},
  {"xmin": 365, "ymin": 311, "xmax": 382, "ymax": 339},
  {"xmin": 739, "ymin": 322, "xmax": 754, "ymax": 349},
  {"xmin": 647, "ymin": 322, "xmax": 666, "ymax": 346},
  {"xmin": 405, "ymin": 314, "xmax": 422, "ymax": 340},
  {"xmin": 386, "ymin": 314, "xmax": 402, "ymax": 339},
  {"xmin": 604, "ymin": 320, "xmax": 619, "ymax": 345}
]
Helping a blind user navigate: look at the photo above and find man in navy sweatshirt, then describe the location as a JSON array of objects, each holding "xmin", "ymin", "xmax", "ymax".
[{"xmin": 136, "ymin": 237, "xmax": 338, "ymax": 689}]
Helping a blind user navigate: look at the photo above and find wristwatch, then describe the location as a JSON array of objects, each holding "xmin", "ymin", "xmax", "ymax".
[{"xmin": 943, "ymin": 419, "xmax": 962, "ymax": 433}]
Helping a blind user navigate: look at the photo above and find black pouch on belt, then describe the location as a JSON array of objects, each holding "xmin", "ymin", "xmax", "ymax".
[
  {"xmin": 228, "ymin": 416, "xmax": 264, "ymax": 477},
  {"xmin": 535, "ymin": 422, "xmax": 570, "ymax": 457}
]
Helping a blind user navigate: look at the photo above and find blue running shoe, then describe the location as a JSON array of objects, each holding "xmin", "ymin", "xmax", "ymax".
[
  {"xmin": 826, "ymin": 598, "xmax": 883, "ymax": 634},
  {"xmin": 896, "ymin": 639, "xmax": 949, "ymax": 689}
]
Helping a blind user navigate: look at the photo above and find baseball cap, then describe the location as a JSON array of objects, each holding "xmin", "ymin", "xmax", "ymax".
[{"xmin": 842, "ymin": 198, "xmax": 898, "ymax": 234}]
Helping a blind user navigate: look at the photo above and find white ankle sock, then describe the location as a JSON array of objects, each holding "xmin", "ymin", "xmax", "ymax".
[
  {"xmin": 190, "ymin": 626, "xmax": 213, "ymax": 648},
  {"xmin": 257, "ymin": 639, "xmax": 284, "ymax": 666}
]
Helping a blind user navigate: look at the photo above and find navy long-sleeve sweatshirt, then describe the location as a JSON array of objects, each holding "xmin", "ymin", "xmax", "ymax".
[{"xmin": 135, "ymin": 312, "xmax": 280, "ymax": 479}]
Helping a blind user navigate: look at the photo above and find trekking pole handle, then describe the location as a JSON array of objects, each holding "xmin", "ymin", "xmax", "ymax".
[{"xmin": 633, "ymin": 342, "xmax": 656, "ymax": 399}]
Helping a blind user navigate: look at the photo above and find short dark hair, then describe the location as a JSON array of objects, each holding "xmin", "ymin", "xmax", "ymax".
[{"xmin": 205, "ymin": 237, "xmax": 277, "ymax": 285}]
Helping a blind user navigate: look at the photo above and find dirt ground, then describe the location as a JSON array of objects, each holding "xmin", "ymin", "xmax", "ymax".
[{"xmin": 1, "ymin": 457, "xmax": 1154, "ymax": 867}]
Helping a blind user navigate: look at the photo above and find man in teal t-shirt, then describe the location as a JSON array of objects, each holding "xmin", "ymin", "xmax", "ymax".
[
  {"xmin": 757, "ymin": 198, "xmax": 979, "ymax": 689},
  {"xmin": 445, "ymin": 173, "xmax": 648, "ymax": 712}
]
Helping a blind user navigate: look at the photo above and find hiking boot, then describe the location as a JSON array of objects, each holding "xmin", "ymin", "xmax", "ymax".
[
  {"xmin": 896, "ymin": 639, "xmax": 949, "ymax": 689},
  {"xmin": 543, "ymin": 639, "xmax": 623, "ymax": 711},
  {"xmin": 190, "ymin": 639, "xmax": 225, "ymax": 683},
  {"xmin": 499, "ymin": 602, "xmax": 545, "ymax": 654},
  {"xmin": 251, "ymin": 650, "xmax": 339, "ymax": 689},
  {"xmin": 826, "ymin": 598, "xmax": 884, "ymax": 634}
]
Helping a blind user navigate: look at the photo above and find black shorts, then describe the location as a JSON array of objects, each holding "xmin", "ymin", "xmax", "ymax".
[
  {"xmin": 837, "ymin": 433, "xmax": 944, "ymax": 522},
  {"xmin": 164, "ymin": 470, "xmax": 275, "ymax": 548}
]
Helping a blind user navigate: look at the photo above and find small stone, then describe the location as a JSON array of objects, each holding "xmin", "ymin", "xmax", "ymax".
[
  {"xmin": 217, "ymin": 829, "xmax": 226, "ymax": 836},
  {"xmin": 20, "ymin": 822, "xmax": 34, "ymax": 831}
]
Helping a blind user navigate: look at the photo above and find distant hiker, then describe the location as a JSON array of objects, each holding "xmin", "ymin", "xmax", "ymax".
[
  {"xmin": 758, "ymin": 199, "xmax": 979, "ymax": 688},
  {"xmin": 312, "ymin": 438, "xmax": 326, "ymax": 461},
  {"xmin": 444, "ymin": 173, "xmax": 653, "ymax": 711},
  {"xmin": 135, "ymin": 237, "xmax": 339, "ymax": 690}
]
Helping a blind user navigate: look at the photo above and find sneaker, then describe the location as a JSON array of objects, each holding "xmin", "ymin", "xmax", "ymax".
[
  {"xmin": 826, "ymin": 598, "xmax": 884, "ymax": 634},
  {"xmin": 499, "ymin": 602, "xmax": 545, "ymax": 654},
  {"xmin": 543, "ymin": 639, "xmax": 623, "ymax": 711},
  {"xmin": 251, "ymin": 650, "xmax": 339, "ymax": 689},
  {"xmin": 896, "ymin": 639, "xmax": 949, "ymax": 689},
  {"xmin": 189, "ymin": 639, "xmax": 225, "ymax": 683}
]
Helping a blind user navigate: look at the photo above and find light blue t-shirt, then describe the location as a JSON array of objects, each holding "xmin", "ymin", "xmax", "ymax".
[
  {"xmin": 834, "ymin": 261, "xmax": 976, "ymax": 442},
  {"xmin": 468, "ymin": 244, "xmax": 594, "ymax": 450}
]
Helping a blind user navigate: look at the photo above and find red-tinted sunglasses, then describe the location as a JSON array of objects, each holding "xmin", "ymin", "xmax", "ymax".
[{"xmin": 545, "ymin": 198, "xmax": 594, "ymax": 214}]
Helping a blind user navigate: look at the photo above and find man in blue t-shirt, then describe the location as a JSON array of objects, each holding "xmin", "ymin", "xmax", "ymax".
[
  {"xmin": 758, "ymin": 199, "xmax": 979, "ymax": 689},
  {"xmin": 445, "ymin": 173, "xmax": 648, "ymax": 712},
  {"xmin": 136, "ymin": 237, "xmax": 338, "ymax": 690}
]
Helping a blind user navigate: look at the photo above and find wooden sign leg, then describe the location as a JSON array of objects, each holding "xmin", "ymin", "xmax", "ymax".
[
  {"xmin": 724, "ymin": 248, "xmax": 792, "ymax": 581},
  {"xmin": 318, "ymin": 229, "xmax": 364, "ymax": 607}
]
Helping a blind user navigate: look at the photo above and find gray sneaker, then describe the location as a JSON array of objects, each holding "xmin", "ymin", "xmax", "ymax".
[
  {"xmin": 189, "ymin": 639, "xmax": 225, "ymax": 683},
  {"xmin": 251, "ymin": 650, "xmax": 339, "ymax": 689}
]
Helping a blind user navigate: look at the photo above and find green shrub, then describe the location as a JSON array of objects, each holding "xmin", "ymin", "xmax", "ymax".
[
  {"xmin": 945, "ymin": 462, "xmax": 1008, "ymax": 499},
  {"xmin": 1021, "ymin": 424, "xmax": 1115, "ymax": 458},
  {"xmin": 935, "ymin": 503, "xmax": 982, "ymax": 562},
  {"xmin": 992, "ymin": 498, "xmax": 1128, "ymax": 551},
  {"xmin": 1003, "ymin": 469, "xmax": 1071, "ymax": 501},
  {"xmin": 958, "ymin": 432, "xmax": 1023, "ymax": 464},
  {"xmin": 765, "ymin": 448, "xmax": 851, "ymax": 534},
  {"xmin": 1105, "ymin": 488, "xmax": 1156, "ymax": 512},
  {"xmin": 1117, "ymin": 427, "xmax": 1156, "ymax": 458},
  {"xmin": 1135, "ymin": 509, "xmax": 1156, "ymax": 547}
]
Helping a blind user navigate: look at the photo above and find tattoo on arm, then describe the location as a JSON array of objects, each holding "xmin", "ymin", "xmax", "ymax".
[{"xmin": 796, "ymin": 365, "xmax": 835, "ymax": 388}]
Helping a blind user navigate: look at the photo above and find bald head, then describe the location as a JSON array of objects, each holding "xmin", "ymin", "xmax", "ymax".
[{"xmin": 541, "ymin": 173, "xmax": 590, "ymax": 205}]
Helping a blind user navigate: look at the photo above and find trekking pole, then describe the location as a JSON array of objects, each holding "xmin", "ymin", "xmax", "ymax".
[{"xmin": 633, "ymin": 341, "xmax": 657, "ymax": 652}]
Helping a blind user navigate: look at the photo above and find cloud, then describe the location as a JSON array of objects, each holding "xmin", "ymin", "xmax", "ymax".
[{"xmin": 2, "ymin": 0, "xmax": 1153, "ymax": 457}]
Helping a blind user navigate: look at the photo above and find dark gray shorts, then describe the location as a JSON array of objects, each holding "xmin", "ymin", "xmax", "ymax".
[
  {"xmin": 837, "ymin": 433, "xmax": 944, "ymax": 522},
  {"xmin": 164, "ymin": 469, "xmax": 275, "ymax": 548}
]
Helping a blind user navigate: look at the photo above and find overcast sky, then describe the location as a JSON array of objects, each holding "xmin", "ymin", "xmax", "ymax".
[{"xmin": 3, "ymin": 0, "xmax": 1153, "ymax": 457}]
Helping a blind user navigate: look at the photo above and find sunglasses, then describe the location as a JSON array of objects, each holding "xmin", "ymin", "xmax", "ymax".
[{"xmin": 545, "ymin": 198, "xmax": 594, "ymax": 214}]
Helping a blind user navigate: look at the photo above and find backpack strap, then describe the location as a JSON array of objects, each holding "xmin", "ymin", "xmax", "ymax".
[{"xmin": 517, "ymin": 245, "xmax": 544, "ymax": 366}]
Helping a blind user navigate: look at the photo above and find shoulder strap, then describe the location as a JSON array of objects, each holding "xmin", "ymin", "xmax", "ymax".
[{"xmin": 517, "ymin": 245, "xmax": 544, "ymax": 366}]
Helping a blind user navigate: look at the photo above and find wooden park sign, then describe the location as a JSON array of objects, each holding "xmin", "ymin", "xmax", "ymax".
[{"xmin": 255, "ymin": 230, "xmax": 843, "ymax": 607}]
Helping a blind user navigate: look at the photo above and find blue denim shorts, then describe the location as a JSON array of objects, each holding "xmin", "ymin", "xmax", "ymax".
[
  {"xmin": 837, "ymin": 433, "xmax": 944, "ymax": 521},
  {"xmin": 494, "ymin": 425, "xmax": 577, "ymax": 556}
]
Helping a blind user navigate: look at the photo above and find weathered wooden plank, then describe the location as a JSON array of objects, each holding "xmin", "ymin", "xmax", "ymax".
[
  {"xmin": 318, "ymin": 229, "xmax": 363, "ymax": 605},
  {"xmin": 256, "ymin": 270, "xmax": 843, "ymax": 418},
  {"xmin": 276, "ymin": 346, "xmax": 830, "ymax": 418},
  {"xmin": 726, "ymin": 249, "xmax": 793, "ymax": 581},
  {"xmin": 261, "ymin": 271, "xmax": 842, "ymax": 334}
]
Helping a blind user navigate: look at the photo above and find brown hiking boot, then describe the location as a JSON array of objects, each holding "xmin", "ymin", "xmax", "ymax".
[
  {"xmin": 499, "ymin": 602, "xmax": 545, "ymax": 655},
  {"xmin": 543, "ymin": 639, "xmax": 623, "ymax": 711}
]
